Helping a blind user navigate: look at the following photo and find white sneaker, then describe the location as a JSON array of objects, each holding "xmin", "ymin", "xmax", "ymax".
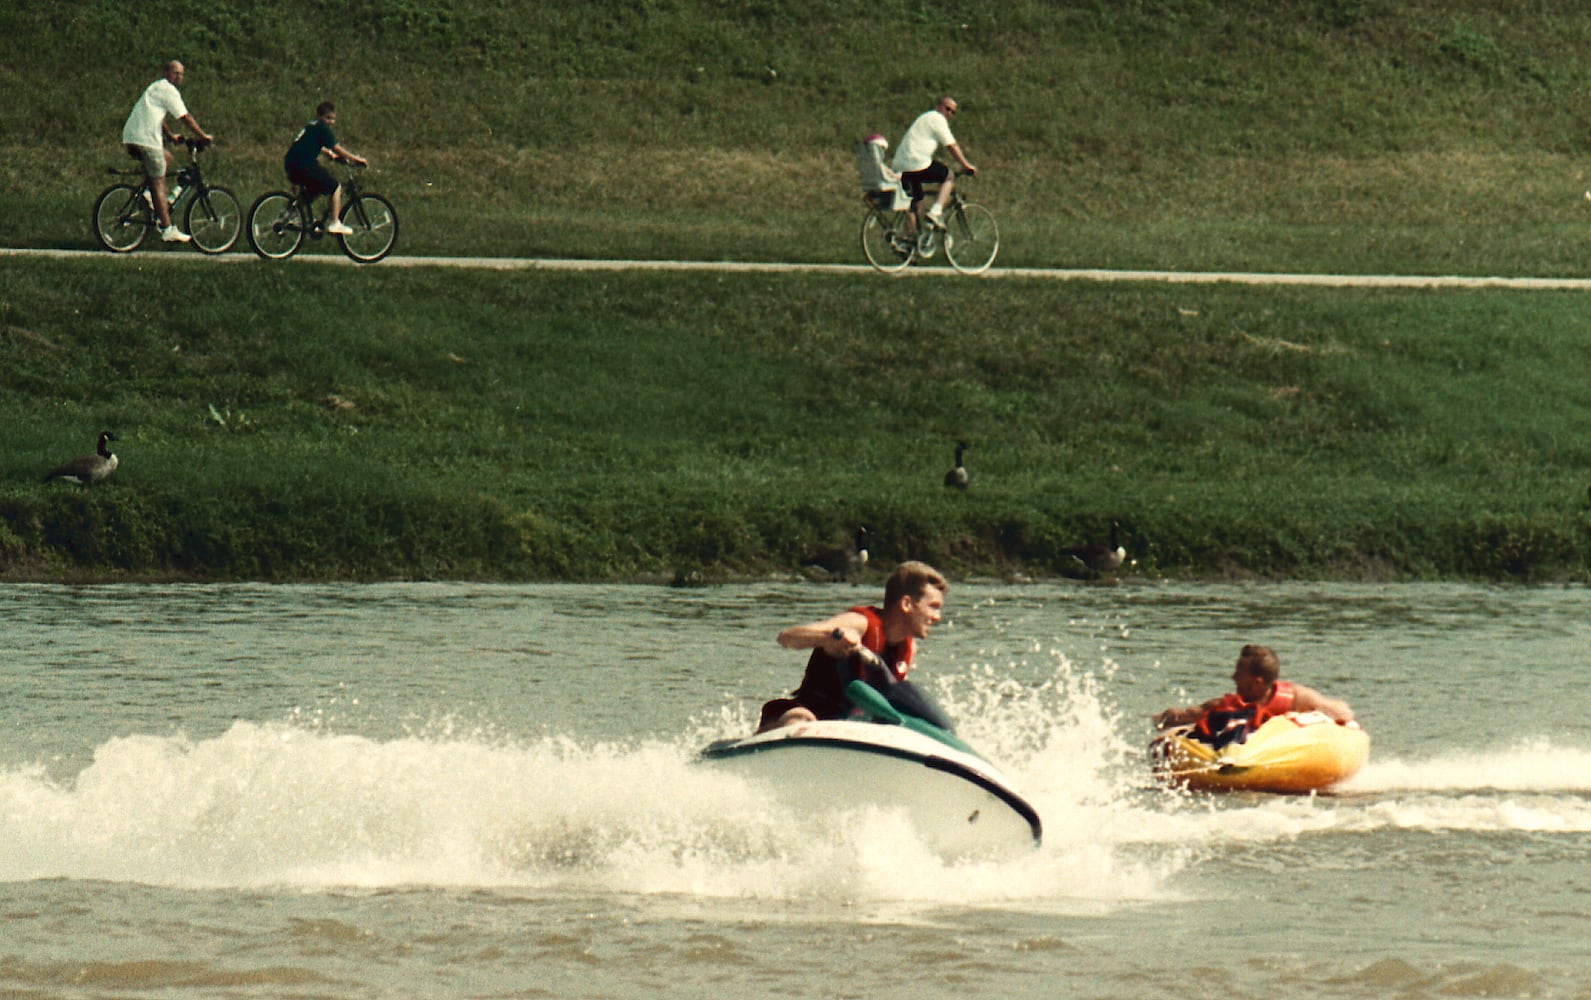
[
  {"xmin": 160, "ymin": 226, "xmax": 191, "ymax": 243},
  {"xmin": 324, "ymin": 220, "xmax": 353, "ymax": 235},
  {"xmin": 926, "ymin": 204, "xmax": 945, "ymax": 226}
]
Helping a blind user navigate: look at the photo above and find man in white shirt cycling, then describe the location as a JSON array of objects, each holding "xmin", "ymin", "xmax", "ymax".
[
  {"xmin": 891, "ymin": 95, "xmax": 977, "ymax": 231},
  {"xmin": 121, "ymin": 60, "xmax": 215, "ymax": 243}
]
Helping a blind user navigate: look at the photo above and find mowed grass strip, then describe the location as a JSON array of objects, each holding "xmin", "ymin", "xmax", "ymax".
[{"xmin": 3, "ymin": 257, "xmax": 1589, "ymax": 580}]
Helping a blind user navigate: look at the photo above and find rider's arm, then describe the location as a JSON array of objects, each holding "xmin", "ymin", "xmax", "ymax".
[
  {"xmin": 324, "ymin": 144, "xmax": 368, "ymax": 167},
  {"xmin": 1290, "ymin": 684, "xmax": 1355, "ymax": 723},
  {"xmin": 946, "ymin": 142, "xmax": 975, "ymax": 175},
  {"xmin": 777, "ymin": 611, "xmax": 869, "ymax": 656},
  {"xmin": 1152, "ymin": 696, "xmax": 1223, "ymax": 730},
  {"xmin": 177, "ymin": 113, "xmax": 212, "ymax": 145}
]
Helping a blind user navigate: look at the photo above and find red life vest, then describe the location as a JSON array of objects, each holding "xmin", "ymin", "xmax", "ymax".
[
  {"xmin": 850, "ymin": 605, "xmax": 914, "ymax": 681},
  {"xmin": 773, "ymin": 606, "xmax": 914, "ymax": 722},
  {"xmin": 1193, "ymin": 680, "xmax": 1296, "ymax": 743}
]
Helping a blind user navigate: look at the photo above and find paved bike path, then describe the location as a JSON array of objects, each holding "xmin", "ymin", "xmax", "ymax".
[{"xmin": 5, "ymin": 247, "xmax": 1591, "ymax": 289}]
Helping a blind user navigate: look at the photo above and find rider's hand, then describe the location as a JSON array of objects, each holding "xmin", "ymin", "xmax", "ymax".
[
  {"xmin": 1152, "ymin": 709, "xmax": 1183, "ymax": 730},
  {"xmin": 824, "ymin": 628, "xmax": 862, "ymax": 658},
  {"xmin": 965, "ymin": 164, "xmax": 978, "ymax": 176}
]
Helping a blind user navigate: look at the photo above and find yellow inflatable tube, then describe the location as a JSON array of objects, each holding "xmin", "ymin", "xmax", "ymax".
[{"xmin": 1150, "ymin": 711, "xmax": 1370, "ymax": 794}]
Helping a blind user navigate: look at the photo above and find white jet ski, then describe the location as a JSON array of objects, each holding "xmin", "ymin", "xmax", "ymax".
[{"xmin": 700, "ymin": 680, "xmax": 1042, "ymax": 859}]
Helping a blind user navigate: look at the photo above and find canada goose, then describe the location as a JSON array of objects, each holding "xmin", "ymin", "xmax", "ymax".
[
  {"xmin": 944, "ymin": 441, "xmax": 969, "ymax": 490},
  {"xmin": 1065, "ymin": 520, "xmax": 1125, "ymax": 577},
  {"xmin": 802, "ymin": 526, "xmax": 869, "ymax": 580},
  {"xmin": 43, "ymin": 431, "xmax": 119, "ymax": 486}
]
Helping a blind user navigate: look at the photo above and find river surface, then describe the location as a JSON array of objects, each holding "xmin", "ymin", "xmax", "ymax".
[{"xmin": 2, "ymin": 580, "xmax": 1587, "ymax": 999}]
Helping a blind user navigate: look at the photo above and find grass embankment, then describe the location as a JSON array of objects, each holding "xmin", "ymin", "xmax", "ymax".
[
  {"xmin": 5, "ymin": 1, "xmax": 1591, "ymax": 580},
  {"xmin": 4, "ymin": 2, "xmax": 1591, "ymax": 272},
  {"xmin": 3, "ymin": 258, "xmax": 1589, "ymax": 582}
]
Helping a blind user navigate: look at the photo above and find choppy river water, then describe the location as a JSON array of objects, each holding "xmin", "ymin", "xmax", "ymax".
[{"xmin": 2, "ymin": 580, "xmax": 1587, "ymax": 999}]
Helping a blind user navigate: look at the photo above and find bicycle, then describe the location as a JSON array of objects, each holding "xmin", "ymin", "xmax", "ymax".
[
  {"xmin": 91, "ymin": 138, "xmax": 242, "ymax": 254},
  {"xmin": 859, "ymin": 171, "xmax": 999, "ymax": 275},
  {"xmin": 245, "ymin": 163, "xmax": 398, "ymax": 264}
]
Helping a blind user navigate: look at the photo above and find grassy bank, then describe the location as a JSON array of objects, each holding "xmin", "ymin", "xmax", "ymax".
[
  {"xmin": 6, "ymin": 1, "xmax": 1591, "ymax": 581},
  {"xmin": 5, "ymin": 2, "xmax": 1591, "ymax": 272},
  {"xmin": 3, "ymin": 257, "xmax": 1589, "ymax": 582}
]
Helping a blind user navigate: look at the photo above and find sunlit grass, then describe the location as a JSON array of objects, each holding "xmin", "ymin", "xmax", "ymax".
[
  {"xmin": 3, "ymin": 258, "xmax": 1591, "ymax": 580},
  {"xmin": 7, "ymin": 1, "xmax": 1591, "ymax": 579},
  {"xmin": 7, "ymin": 2, "xmax": 1591, "ymax": 270}
]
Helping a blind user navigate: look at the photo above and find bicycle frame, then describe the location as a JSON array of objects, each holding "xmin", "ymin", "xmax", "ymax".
[
  {"xmin": 294, "ymin": 164, "xmax": 369, "ymax": 230},
  {"xmin": 246, "ymin": 161, "xmax": 397, "ymax": 263},
  {"xmin": 103, "ymin": 141, "xmax": 197, "ymax": 206},
  {"xmin": 916, "ymin": 171, "xmax": 974, "ymax": 227},
  {"xmin": 94, "ymin": 138, "xmax": 240, "ymax": 254},
  {"xmin": 859, "ymin": 170, "xmax": 997, "ymax": 275}
]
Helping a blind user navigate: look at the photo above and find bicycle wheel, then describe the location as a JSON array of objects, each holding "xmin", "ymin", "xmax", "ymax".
[
  {"xmin": 861, "ymin": 210, "xmax": 916, "ymax": 274},
  {"xmin": 246, "ymin": 191, "xmax": 307, "ymax": 260},
  {"xmin": 92, "ymin": 184, "xmax": 152, "ymax": 253},
  {"xmin": 185, "ymin": 186, "xmax": 242, "ymax": 255},
  {"xmin": 338, "ymin": 194, "xmax": 398, "ymax": 263},
  {"xmin": 944, "ymin": 202, "xmax": 999, "ymax": 274}
]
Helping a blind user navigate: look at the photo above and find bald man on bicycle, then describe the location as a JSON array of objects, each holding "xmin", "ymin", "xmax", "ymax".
[
  {"xmin": 891, "ymin": 95, "xmax": 977, "ymax": 230},
  {"xmin": 121, "ymin": 59, "xmax": 214, "ymax": 243}
]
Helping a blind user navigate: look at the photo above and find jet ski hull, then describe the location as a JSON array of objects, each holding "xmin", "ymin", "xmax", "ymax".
[{"xmin": 700, "ymin": 720, "xmax": 1041, "ymax": 858}]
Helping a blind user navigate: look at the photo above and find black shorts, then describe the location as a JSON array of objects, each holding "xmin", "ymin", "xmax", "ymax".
[
  {"xmin": 286, "ymin": 160, "xmax": 338, "ymax": 199},
  {"xmin": 899, "ymin": 161, "xmax": 950, "ymax": 203}
]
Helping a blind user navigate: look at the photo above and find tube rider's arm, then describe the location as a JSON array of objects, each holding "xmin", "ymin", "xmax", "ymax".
[
  {"xmin": 1291, "ymin": 684, "xmax": 1355, "ymax": 723},
  {"xmin": 1152, "ymin": 696, "xmax": 1224, "ymax": 730}
]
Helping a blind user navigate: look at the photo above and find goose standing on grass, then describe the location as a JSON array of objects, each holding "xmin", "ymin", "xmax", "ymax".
[
  {"xmin": 1065, "ymin": 520, "xmax": 1125, "ymax": 578},
  {"xmin": 802, "ymin": 526, "xmax": 869, "ymax": 581},
  {"xmin": 944, "ymin": 441, "xmax": 969, "ymax": 490},
  {"xmin": 43, "ymin": 431, "xmax": 119, "ymax": 486}
]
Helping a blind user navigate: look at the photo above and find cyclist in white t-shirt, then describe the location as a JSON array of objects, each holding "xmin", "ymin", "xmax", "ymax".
[
  {"xmin": 890, "ymin": 95, "xmax": 977, "ymax": 230},
  {"xmin": 121, "ymin": 60, "xmax": 215, "ymax": 243}
]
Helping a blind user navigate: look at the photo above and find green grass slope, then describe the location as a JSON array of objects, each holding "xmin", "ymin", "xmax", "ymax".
[
  {"xmin": 4, "ymin": 1, "xmax": 1591, "ymax": 581},
  {"xmin": 4, "ymin": 258, "xmax": 1589, "ymax": 581},
  {"xmin": 5, "ymin": 1, "xmax": 1591, "ymax": 271}
]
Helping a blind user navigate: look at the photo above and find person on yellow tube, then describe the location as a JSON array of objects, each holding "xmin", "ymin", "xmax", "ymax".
[{"xmin": 1152, "ymin": 644, "xmax": 1354, "ymax": 749}]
